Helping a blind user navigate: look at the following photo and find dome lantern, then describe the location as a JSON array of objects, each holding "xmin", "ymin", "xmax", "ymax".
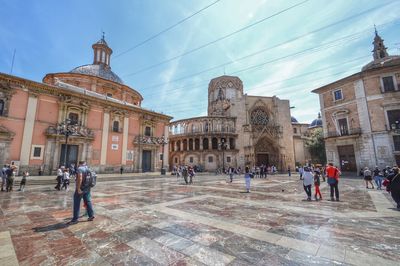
[{"xmin": 92, "ymin": 32, "xmax": 113, "ymax": 67}]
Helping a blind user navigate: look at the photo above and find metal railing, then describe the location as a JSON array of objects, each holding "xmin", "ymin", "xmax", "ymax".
[{"xmin": 326, "ymin": 127, "xmax": 361, "ymax": 138}]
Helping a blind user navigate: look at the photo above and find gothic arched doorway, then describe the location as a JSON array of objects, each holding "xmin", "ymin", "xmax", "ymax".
[{"xmin": 255, "ymin": 136, "xmax": 279, "ymax": 166}]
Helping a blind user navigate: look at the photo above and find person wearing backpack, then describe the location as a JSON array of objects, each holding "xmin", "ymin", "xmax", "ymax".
[{"xmin": 67, "ymin": 161, "xmax": 95, "ymax": 225}]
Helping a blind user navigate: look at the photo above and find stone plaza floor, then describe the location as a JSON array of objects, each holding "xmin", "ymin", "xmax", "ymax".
[{"xmin": 0, "ymin": 173, "xmax": 399, "ymax": 265}]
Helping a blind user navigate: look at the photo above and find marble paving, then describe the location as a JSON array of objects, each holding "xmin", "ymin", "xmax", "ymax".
[{"xmin": 0, "ymin": 174, "xmax": 399, "ymax": 265}]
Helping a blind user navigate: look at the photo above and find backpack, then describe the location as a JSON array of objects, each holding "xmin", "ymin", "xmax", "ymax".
[{"xmin": 81, "ymin": 167, "xmax": 97, "ymax": 189}]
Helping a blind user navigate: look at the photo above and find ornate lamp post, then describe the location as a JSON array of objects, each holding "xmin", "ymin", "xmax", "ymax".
[
  {"xmin": 159, "ymin": 135, "xmax": 168, "ymax": 175},
  {"xmin": 219, "ymin": 138, "xmax": 228, "ymax": 173},
  {"xmin": 56, "ymin": 119, "xmax": 78, "ymax": 167}
]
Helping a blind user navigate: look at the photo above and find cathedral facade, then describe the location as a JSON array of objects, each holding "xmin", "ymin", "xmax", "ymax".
[
  {"xmin": 168, "ymin": 75, "xmax": 296, "ymax": 171},
  {"xmin": 0, "ymin": 37, "xmax": 171, "ymax": 175}
]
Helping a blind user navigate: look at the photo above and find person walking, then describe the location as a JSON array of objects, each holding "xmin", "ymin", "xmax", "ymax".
[
  {"xmin": 5, "ymin": 165, "xmax": 14, "ymax": 192},
  {"xmin": 373, "ymin": 166, "xmax": 383, "ymax": 190},
  {"xmin": 314, "ymin": 170, "xmax": 322, "ymax": 200},
  {"xmin": 386, "ymin": 167, "xmax": 400, "ymax": 209},
  {"xmin": 244, "ymin": 166, "xmax": 251, "ymax": 193},
  {"xmin": 182, "ymin": 166, "xmax": 189, "ymax": 185},
  {"xmin": 19, "ymin": 171, "xmax": 28, "ymax": 191},
  {"xmin": 188, "ymin": 166, "xmax": 195, "ymax": 184},
  {"xmin": 288, "ymin": 167, "xmax": 291, "ymax": 177},
  {"xmin": 55, "ymin": 166, "xmax": 64, "ymax": 190},
  {"xmin": 326, "ymin": 163, "xmax": 340, "ymax": 201},
  {"xmin": 364, "ymin": 167, "xmax": 374, "ymax": 189},
  {"xmin": 120, "ymin": 165, "xmax": 124, "ymax": 175},
  {"xmin": 67, "ymin": 161, "xmax": 95, "ymax": 225},
  {"xmin": 302, "ymin": 167, "xmax": 313, "ymax": 201},
  {"xmin": 228, "ymin": 167, "xmax": 234, "ymax": 183},
  {"xmin": 62, "ymin": 168, "xmax": 70, "ymax": 191},
  {"xmin": 299, "ymin": 166, "xmax": 304, "ymax": 180},
  {"xmin": 0, "ymin": 165, "xmax": 6, "ymax": 192}
]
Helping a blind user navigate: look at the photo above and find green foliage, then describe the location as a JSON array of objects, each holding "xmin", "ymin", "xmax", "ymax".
[{"xmin": 305, "ymin": 128, "xmax": 326, "ymax": 164}]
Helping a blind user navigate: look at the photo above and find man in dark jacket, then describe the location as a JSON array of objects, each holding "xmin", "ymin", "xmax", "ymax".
[{"xmin": 387, "ymin": 167, "xmax": 400, "ymax": 210}]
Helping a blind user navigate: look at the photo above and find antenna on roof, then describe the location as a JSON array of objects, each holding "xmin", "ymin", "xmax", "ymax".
[{"xmin": 10, "ymin": 49, "xmax": 16, "ymax": 74}]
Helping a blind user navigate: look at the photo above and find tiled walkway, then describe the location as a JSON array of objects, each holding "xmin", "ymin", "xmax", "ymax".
[{"xmin": 0, "ymin": 174, "xmax": 399, "ymax": 265}]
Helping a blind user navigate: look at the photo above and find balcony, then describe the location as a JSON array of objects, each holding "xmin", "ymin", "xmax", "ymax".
[
  {"xmin": 46, "ymin": 125, "xmax": 94, "ymax": 139},
  {"xmin": 326, "ymin": 128, "xmax": 361, "ymax": 138}
]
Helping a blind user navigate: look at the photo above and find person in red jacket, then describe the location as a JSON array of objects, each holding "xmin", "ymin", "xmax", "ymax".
[{"xmin": 326, "ymin": 163, "xmax": 340, "ymax": 201}]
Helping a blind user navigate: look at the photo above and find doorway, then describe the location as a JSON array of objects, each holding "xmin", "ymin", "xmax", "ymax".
[
  {"xmin": 142, "ymin": 150, "xmax": 152, "ymax": 172},
  {"xmin": 256, "ymin": 153, "xmax": 269, "ymax": 166},
  {"xmin": 59, "ymin": 144, "xmax": 79, "ymax": 168},
  {"xmin": 337, "ymin": 145, "xmax": 356, "ymax": 172}
]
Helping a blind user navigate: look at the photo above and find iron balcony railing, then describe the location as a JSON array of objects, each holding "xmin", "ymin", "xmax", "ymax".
[{"xmin": 326, "ymin": 127, "xmax": 361, "ymax": 138}]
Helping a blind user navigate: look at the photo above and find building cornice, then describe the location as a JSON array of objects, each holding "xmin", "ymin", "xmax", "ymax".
[{"xmin": 0, "ymin": 72, "xmax": 172, "ymax": 122}]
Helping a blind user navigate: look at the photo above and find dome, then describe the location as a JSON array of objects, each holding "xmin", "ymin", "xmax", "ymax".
[
  {"xmin": 309, "ymin": 113, "xmax": 322, "ymax": 128},
  {"xmin": 361, "ymin": 56, "xmax": 400, "ymax": 71},
  {"xmin": 291, "ymin": 116, "xmax": 298, "ymax": 123},
  {"xmin": 70, "ymin": 64, "xmax": 124, "ymax": 84}
]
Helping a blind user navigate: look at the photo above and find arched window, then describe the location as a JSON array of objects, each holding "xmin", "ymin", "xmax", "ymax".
[
  {"xmin": 212, "ymin": 138, "xmax": 218, "ymax": 150},
  {"xmin": 229, "ymin": 138, "xmax": 235, "ymax": 150},
  {"xmin": 183, "ymin": 139, "xmax": 188, "ymax": 151},
  {"xmin": 195, "ymin": 139, "xmax": 200, "ymax": 150},
  {"xmin": 145, "ymin": 126, "xmax": 151, "ymax": 136},
  {"xmin": 0, "ymin": 99, "xmax": 4, "ymax": 116},
  {"xmin": 176, "ymin": 140, "xmax": 181, "ymax": 151},
  {"xmin": 113, "ymin": 121, "xmax": 119, "ymax": 132},
  {"xmin": 251, "ymin": 108, "xmax": 269, "ymax": 125},
  {"xmin": 68, "ymin": 112, "xmax": 79, "ymax": 125},
  {"xmin": 189, "ymin": 139, "xmax": 193, "ymax": 151},
  {"xmin": 203, "ymin": 138, "xmax": 209, "ymax": 150}
]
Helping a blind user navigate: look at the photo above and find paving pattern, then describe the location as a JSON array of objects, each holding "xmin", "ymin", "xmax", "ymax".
[{"xmin": 0, "ymin": 174, "xmax": 399, "ymax": 265}]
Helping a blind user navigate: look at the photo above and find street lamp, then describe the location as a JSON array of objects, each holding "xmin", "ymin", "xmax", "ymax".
[
  {"xmin": 56, "ymin": 118, "xmax": 78, "ymax": 168},
  {"xmin": 159, "ymin": 135, "xmax": 168, "ymax": 175},
  {"xmin": 219, "ymin": 138, "xmax": 228, "ymax": 173}
]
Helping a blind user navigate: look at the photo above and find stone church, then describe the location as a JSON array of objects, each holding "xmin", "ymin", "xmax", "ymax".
[{"xmin": 168, "ymin": 75, "xmax": 296, "ymax": 171}]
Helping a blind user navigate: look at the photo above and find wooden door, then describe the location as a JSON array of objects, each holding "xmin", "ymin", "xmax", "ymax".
[{"xmin": 337, "ymin": 145, "xmax": 356, "ymax": 172}]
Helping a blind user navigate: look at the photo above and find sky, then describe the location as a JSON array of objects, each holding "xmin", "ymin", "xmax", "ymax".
[{"xmin": 1, "ymin": 0, "xmax": 399, "ymax": 123}]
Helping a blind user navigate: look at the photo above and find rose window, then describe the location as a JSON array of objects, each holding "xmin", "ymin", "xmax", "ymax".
[{"xmin": 251, "ymin": 108, "xmax": 269, "ymax": 125}]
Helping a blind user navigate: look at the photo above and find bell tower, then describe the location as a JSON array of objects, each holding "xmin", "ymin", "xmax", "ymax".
[
  {"xmin": 372, "ymin": 26, "xmax": 389, "ymax": 60},
  {"xmin": 92, "ymin": 32, "xmax": 113, "ymax": 67}
]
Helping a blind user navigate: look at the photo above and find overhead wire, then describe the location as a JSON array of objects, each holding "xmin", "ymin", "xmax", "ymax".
[
  {"xmin": 123, "ymin": 0, "xmax": 396, "ymax": 77},
  {"xmin": 113, "ymin": 0, "xmax": 222, "ymax": 59},
  {"xmin": 142, "ymin": 55, "xmax": 369, "ymax": 112},
  {"xmin": 123, "ymin": 0, "xmax": 310, "ymax": 76},
  {"xmin": 136, "ymin": 17, "xmax": 399, "ymax": 93}
]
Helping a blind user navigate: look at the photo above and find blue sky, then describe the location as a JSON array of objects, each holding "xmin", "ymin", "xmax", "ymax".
[{"xmin": 1, "ymin": 0, "xmax": 399, "ymax": 123}]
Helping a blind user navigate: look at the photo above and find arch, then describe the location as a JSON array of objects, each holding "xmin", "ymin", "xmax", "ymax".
[
  {"xmin": 194, "ymin": 138, "xmax": 200, "ymax": 150},
  {"xmin": 212, "ymin": 138, "xmax": 218, "ymax": 150},
  {"xmin": 250, "ymin": 108, "xmax": 269, "ymax": 125},
  {"xmin": 189, "ymin": 139, "xmax": 193, "ymax": 151},
  {"xmin": 176, "ymin": 140, "xmax": 181, "ymax": 151},
  {"xmin": 203, "ymin": 138, "xmax": 209, "ymax": 150},
  {"xmin": 183, "ymin": 139, "xmax": 188, "ymax": 151},
  {"xmin": 0, "ymin": 99, "xmax": 4, "ymax": 116},
  {"xmin": 112, "ymin": 120, "xmax": 120, "ymax": 132}
]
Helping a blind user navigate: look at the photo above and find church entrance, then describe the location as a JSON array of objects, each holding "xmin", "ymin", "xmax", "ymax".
[
  {"xmin": 256, "ymin": 153, "xmax": 269, "ymax": 166},
  {"xmin": 59, "ymin": 144, "xmax": 79, "ymax": 168},
  {"xmin": 142, "ymin": 150, "xmax": 152, "ymax": 172},
  {"xmin": 254, "ymin": 136, "xmax": 279, "ymax": 167}
]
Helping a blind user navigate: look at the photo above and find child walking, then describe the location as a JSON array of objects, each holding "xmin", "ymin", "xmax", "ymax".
[{"xmin": 314, "ymin": 170, "xmax": 322, "ymax": 200}]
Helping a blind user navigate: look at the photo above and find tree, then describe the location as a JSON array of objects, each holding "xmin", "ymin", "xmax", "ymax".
[{"xmin": 305, "ymin": 128, "xmax": 326, "ymax": 164}]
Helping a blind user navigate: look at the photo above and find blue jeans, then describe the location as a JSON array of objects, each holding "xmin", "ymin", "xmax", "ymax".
[
  {"xmin": 72, "ymin": 189, "xmax": 94, "ymax": 221},
  {"xmin": 374, "ymin": 175, "xmax": 382, "ymax": 189}
]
